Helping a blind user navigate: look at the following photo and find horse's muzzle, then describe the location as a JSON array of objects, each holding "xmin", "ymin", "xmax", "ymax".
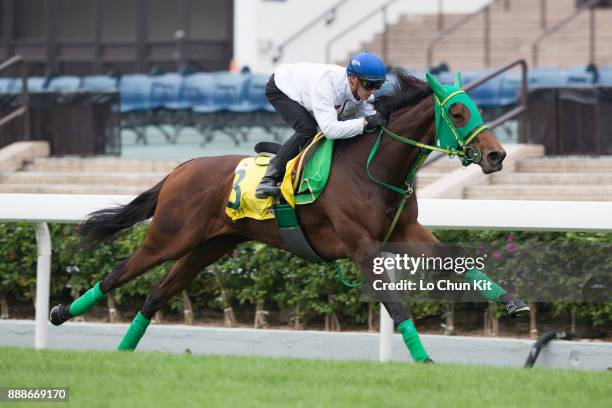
[{"xmin": 481, "ymin": 150, "xmax": 506, "ymax": 173}]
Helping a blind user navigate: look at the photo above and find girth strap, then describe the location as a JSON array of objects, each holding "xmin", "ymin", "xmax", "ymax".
[{"xmin": 273, "ymin": 203, "xmax": 326, "ymax": 262}]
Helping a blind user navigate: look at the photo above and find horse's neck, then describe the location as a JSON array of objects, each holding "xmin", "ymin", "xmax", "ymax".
[
  {"xmin": 374, "ymin": 98, "xmax": 436, "ymax": 192},
  {"xmin": 331, "ymin": 97, "xmax": 434, "ymax": 203}
]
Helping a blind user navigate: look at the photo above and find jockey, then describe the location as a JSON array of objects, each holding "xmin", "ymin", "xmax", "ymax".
[{"xmin": 255, "ymin": 51, "xmax": 388, "ymax": 199}]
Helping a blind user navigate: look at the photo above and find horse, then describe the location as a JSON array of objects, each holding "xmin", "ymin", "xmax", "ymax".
[{"xmin": 50, "ymin": 71, "xmax": 522, "ymax": 362}]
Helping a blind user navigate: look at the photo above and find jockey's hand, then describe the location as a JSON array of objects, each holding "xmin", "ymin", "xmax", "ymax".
[{"xmin": 364, "ymin": 113, "xmax": 386, "ymax": 131}]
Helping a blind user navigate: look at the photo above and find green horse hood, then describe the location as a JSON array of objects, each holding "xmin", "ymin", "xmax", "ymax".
[{"xmin": 426, "ymin": 72, "xmax": 488, "ymax": 155}]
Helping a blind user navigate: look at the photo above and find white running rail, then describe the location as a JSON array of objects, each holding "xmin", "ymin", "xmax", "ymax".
[{"xmin": 1, "ymin": 194, "xmax": 612, "ymax": 357}]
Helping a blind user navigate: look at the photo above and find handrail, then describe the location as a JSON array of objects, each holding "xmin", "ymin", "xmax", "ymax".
[
  {"xmin": 427, "ymin": 0, "xmax": 502, "ymax": 69},
  {"xmin": 540, "ymin": 0, "xmax": 547, "ymax": 30},
  {"xmin": 325, "ymin": 0, "xmax": 399, "ymax": 64},
  {"xmin": 272, "ymin": 0, "xmax": 353, "ymax": 63},
  {"xmin": 530, "ymin": 0, "xmax": 602, "ymax": 66},
  {"xmin": 464, "ymin": 59, "xmax": 528, "ymax": 137},
  {"xmin": 0, "ymin": 55, "xmax": 30, "ymax": 140}
]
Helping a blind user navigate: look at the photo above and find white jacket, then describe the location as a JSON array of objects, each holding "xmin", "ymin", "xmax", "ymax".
[{"xmin": 273, "ymin": 62, "xmax": 376, "ymax": 139}]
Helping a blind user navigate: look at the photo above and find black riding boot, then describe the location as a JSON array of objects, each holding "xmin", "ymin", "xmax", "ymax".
[{"xmin": 255, "ymin": 161, "xmax": 283, "ymax": 198}]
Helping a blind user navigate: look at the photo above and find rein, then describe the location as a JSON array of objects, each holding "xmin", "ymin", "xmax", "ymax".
[{"xmin": 365, "ymin": 127, "xmax": 430, "ymax": 248}]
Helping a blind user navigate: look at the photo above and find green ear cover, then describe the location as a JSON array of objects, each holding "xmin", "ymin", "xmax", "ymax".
[
  {"xmin": 454, "ymin": 72, "xmax": 462, "ymax": 88},
  {"xmin": 426, "ymin": 72, "xmax": 446, "ymax": 98}
]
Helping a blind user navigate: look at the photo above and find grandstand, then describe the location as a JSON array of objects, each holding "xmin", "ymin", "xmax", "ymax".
[
  {"xmin": 352, "ymin": 0, "xmax": 612, "ymax": 70},
  {"xmin": 1, "ymin": 0, "xmax": 612, "ymax": 200}
]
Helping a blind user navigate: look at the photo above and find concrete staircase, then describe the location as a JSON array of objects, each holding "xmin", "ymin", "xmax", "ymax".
[
  {"xmin": 0, "ymin": 158, "xmax": 178, "ymax": 194},
  {"xmin": 350, "ymin": 0, "xmax": 612, "ymax": 70},
  {"xmin": 4, "ymin": 155, "xmax": 446, "ymax": 194},
  {"xmin": 2, "ymin": 151, "xmax": 611, "ymax": 201},
  {"xmin": 465, "ymin": 157, "xmax": 612, "ymax": 201},
  {"xmin": 416, "ymin": 155, "xmax": 462, "ymax": 190}
]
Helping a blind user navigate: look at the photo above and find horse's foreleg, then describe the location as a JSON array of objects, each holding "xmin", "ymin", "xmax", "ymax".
[
  {"xmin": 333, "ymin": 222, "xmax": 432, "ymax": 363},
  {"xmin": 395, "ymin": 222, "xmax": 530, "ymax": 317},
  {"xmin": 118, "ymin": 236, "xmax": 244, "ymax": 351}
]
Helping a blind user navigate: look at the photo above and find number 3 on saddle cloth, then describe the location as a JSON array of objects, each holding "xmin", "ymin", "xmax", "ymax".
[{"xmin": 225, "ymin": 132, "xmax": 333, "ymax": 222}]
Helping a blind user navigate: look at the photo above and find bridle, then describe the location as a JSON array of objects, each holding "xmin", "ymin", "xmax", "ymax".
[
  {"xmin": 366, "ymin": 91, "xmax": 489, "ymax": 197},
  {"xmin": 365, "ymin": 72, "xmax": 490, "ymax": 245}
]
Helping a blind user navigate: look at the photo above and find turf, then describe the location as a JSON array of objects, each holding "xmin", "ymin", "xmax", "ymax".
[{"xmin": 0, "ymin": 346, "xmax": 610, "ymax": 408}]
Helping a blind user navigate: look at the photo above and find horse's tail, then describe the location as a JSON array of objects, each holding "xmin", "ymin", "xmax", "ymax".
[{"xmin": 78, "ymin": 176, "xmax": 168, "ymax": 249}]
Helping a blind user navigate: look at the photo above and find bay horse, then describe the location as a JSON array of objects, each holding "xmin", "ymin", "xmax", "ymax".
[{"xmin": 50, "ymin": 71, "xmax": 521, "ymax": 362}]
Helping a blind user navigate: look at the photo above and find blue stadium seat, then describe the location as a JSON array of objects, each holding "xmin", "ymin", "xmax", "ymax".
[
  {"xmin": 82, "ymin": 75, "xmax": 118, "ymax": 91},
  {"xmin": 188, "ymin": 72, "xmax": 248, "ymax": 146},
  {"xmin": 466, "ymin": 75, "xmax": 502, "ymax": 109},
  {"xmin": 182, "ymin": 73, "xmax": 217, "ymax": 111},
  {"xmin": 597, "ymin": 67, "xmax": 612, "ymax": 86},
  {"xmin": 47, "ymin": 76, "xmax": 81, "ymax": 92},
  {"xmin": 166, "ymin": 73, "xmax": 211, "ymax": 110},
  {"xmin": 150, "ymin": 73, "xmax": 183, "ymax": 110},
  {"xmin": 119, "ymin": 74, "xmax": 153, "ymax": 112},
  {"xmin": 529, "ymin": 67, "xmax": 569, "ymax": 87},
  {"xmin": 9, "ymin": 77, "xmax": 47, "ymax": 92},
  {"xmin": 163, "ymin": 74, "xmax": 193, "ymax": 111},
  {"xmin": 566, "ymin": 65, "xmax": 596, "ymax": 85},
  {"xmin": 192, "ymin": 72, "xmax": 247, "ymax": 113},
  {"xmin": 215, "ymin": 72, "xmax": 249, "ymax": 111},
  {"xmin": 530, "ymin": 66, "xmax": 562, "ymax": 75},
  {"xmin": 166, "ymin": 73, "xmax": 216, "ymax": 143},
  {"xmin": 498, "ymin": 71, "xmax": 522, "ymax": 107},
  {"xmin": 29, "ymin": 77, "xmax": 48, "ymax": 92},
  {"xmin": 0, "ymin": 78, "xmax": 12, "ymax": 93},
  {"xmin": 461, "ymin": 70, "xmax": 489, "ymax": 86},
  {"xmin": 247, "ymin": 74, "xmax": 273, "ymax": 111},
  {"xmin": 228, "ymin": 74, "xmax": 271, "ymax": 113}
]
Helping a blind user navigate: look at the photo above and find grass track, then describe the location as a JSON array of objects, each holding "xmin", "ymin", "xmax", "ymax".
[{"xmin": 0, "ymin": 347, "xmax": 610, "ymax": 408}]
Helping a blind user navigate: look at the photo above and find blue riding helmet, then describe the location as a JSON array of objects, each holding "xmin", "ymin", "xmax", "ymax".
[{"xmin": 346, "ymin": 51, "xmax": 387, "ymax": 82}]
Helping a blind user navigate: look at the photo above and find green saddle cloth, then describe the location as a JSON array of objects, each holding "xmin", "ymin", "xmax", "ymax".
[{"xmin": 293, "ymin": 137, "xmax": 334, "ymax": 205}]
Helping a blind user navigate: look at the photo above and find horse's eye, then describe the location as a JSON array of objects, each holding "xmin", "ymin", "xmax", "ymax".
[{"xmin": 452, "ymin": 113, "xmax": 462, "ymax": 120}]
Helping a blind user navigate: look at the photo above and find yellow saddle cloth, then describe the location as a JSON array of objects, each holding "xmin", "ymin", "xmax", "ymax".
[
  {"xmin": 225, "ymin": 154, "xmax": 277, "ymax": 221},
  {"xmin": 225, "ymin": 133, "xmax": 327, "ymax": 222}
]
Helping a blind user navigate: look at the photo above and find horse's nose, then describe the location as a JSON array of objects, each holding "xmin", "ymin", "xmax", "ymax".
[{"xmin": 487, "ymin": 150, "xmax": 506, "ymax": 167}]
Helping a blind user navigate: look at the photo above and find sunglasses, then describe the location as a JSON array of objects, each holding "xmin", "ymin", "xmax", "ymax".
[{"xmin": 358, "ymin": 77, "xmax": 384, "ymax": 91}]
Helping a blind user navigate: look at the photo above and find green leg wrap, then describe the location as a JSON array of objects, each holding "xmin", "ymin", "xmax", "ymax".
[
  {"xmin": 69, "ymin": 281, "xmax": 105, "ymax": 316},
  {"xmin": 464, "ymin": 269, "xmax": 507, "ymax": 303},
  {"xmin": 397, "ymin": 320, "xmax": 430, "ymax": 363},
  {"xmin": 118, "ymin": 312, "xmax": 151, "ymax": 351}
]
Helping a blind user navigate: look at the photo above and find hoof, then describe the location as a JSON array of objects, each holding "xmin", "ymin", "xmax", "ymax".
[
  {"xmin": 50, "ymin": 304, "xmax": 71, "ymax": 326},
  {"xmin": 505, "ymin": 298, "xmax": 530, "ymax": 318},
  {"xmin": 421, "ymin": 358, "xmax": 435, "ymax": 364}
]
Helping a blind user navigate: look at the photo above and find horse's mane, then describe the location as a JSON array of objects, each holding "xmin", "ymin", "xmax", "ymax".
[{"xmin": 374, "ymin": 70, "xmax": 432, "ymax": 120}]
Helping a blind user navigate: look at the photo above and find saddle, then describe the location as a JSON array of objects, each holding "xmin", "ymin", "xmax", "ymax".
[{"xmin": 225, "ymin": 133, "xmax": 333, "ymax": 222}]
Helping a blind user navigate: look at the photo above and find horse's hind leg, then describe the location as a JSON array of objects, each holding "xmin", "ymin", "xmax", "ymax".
[
  {"xmin": 50, "ymin": 236, "xmax": 179, "ymax": 326},
  {"xmin": 118, "ymin": 235, "xmax": 244, "ymax": 351}
]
